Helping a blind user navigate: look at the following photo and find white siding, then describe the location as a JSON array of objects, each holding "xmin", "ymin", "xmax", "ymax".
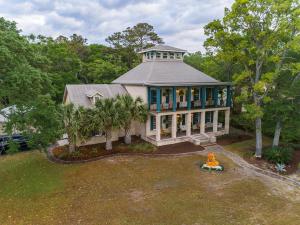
[{"xmin": 124, "ymin": 85, "xmax": 148, "ymax": 103}]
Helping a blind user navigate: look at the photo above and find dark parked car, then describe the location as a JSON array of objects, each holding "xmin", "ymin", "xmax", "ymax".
[{"xmin": 0, "ymin": 134, "xmax": 29, "ymax": 155}]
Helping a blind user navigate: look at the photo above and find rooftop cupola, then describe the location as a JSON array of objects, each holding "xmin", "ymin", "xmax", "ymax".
[{"xmin": 139, "ymin": 44, "xmax": 187, "ymax": 62}]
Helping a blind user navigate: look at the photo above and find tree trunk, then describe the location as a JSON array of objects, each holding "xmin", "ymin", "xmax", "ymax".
[
  {"xmin": 272, "ymin": 120, "xmax": 281, "ymax": 148},
  {"xmin": 69, "ymin": 143, "xmax": 76, "ymax": 153},
  {"xmin": 105, "ymin": 130, "xmax": 112, "ymax": 151},
  {"xmin": 124, "ymin": 127, "xmax": 131, "ymax": 144},
  {"xmin": 255, "ymin": 117, "xmax": 263, "ymax": 158}
]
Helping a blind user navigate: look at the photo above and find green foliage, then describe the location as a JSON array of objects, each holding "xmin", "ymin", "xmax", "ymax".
[
  {"xmin": 5, "ymin": 95, "xmax": 63, "ymax": 150},
  {"xmin": 203, "ymin": 0, "xmax": 300, "ymax": 155},
  {"xmin": 6, "ymin": 140, "xmax": 19, "ymax": 155},
  {"xmin": 62, "ymin": 103, "xmax": 92, "ymax": 152},
  {"xmin": 127, "ymin": 142, "xmax": 156, "ymax": 153},
  {"xmin": 263, "ymin": 146, "xmax": 294, "ymax": 164}
]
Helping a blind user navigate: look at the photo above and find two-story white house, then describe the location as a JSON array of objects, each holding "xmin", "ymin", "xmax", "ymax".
[{"xmin": 63, "ymin": 44, "xmax": 232, "ymax": 146}]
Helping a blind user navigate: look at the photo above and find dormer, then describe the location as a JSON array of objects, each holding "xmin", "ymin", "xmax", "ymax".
[
  {"xmin": 85, "ymin": 90, "xmax": 103, "ymax": 104},
  {"xmin": 139, "ymin": 44, "xmax": 187, "ymax": 62}
]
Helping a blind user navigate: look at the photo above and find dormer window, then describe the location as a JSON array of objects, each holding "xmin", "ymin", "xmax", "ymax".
[
  {"xmin": 94, "ymin": 95, "xmax": 101, "ymax": 103},
  {"xmin": 163, "ymin": 52, "xmax": 168, "ymax": 59},
  {"xmin": 86, "ymin": 90, "xmax": 103, "ymax": 105}
]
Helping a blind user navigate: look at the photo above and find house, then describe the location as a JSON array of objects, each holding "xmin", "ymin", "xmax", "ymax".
[
  {"xmin": 0, "ymin": 105, "xmax": 16, "ymax": 135},
  {"xmin": 63, "ymin": 44, "xmax": 232, "ymax": 146}
]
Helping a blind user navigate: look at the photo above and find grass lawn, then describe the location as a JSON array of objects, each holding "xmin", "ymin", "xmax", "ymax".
[{"xmin": 0, "ymin": 149, "xmax": 300, "ymax": 225}]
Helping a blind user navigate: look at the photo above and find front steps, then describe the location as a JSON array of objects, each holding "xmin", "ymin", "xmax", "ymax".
[
  {"xmin": 144, "ymin": 133, "xmax": 217, "ymax": 147},
  {"xmin": 188, "ymin": 133, "xmax": 216, "ymax": 146}
]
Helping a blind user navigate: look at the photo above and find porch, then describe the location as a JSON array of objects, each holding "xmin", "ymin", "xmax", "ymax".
[
  {"xmin": 148, "ymin": 86, "xmax": 232, "ymax": 112},
  {"xmin": 145, "ymin": 108, "xmax": 230, "ymax": 146}
]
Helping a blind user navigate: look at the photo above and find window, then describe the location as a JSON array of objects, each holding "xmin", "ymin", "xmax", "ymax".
[
  {"xmin": 147, "ymin": 52, "xmax": 150, "ymax": 59},
  {"xmin": 182, "ymin": 114, "xmax": 186, "ymax": 125},
  {"xmin": 156, "ymin": 52, "xmax": 161, "ymax": 59},
  {"xmin": 92, "ymin": 130, "xmax": 104, "ymax": 137},
  {"xmin": 170, "ymin": 53, "xmax": 174, "ymax": 59},
  {"xmin": 94, "ymin": 95, "xmax": 101, "ymax": 103},
  {"xmin": 180, "ymin": 95, "xmax": 184, "ymax": 102},
  {"xmin": 193, "ymin": 113, "xmax": 199, "ymax": 125},
  {"xmin": 150, "ymin": 52, "xmax": 154, "ymax": 59},
  {"xmin": 150, "ymin": 89, "xmax": 157, "ymax": 103},
  {"xmin": 163, "ymin": 52, "xmax": 168, "ymax": 59},
  {"xmin": 193, "ymin": 88, "xmax": 199, "ymax": 101},
  {"xmin": 176, "ymin": 53, "xmax": 181, "ymax": 59},
  {"xmin": 150, "ymin": 115, "xmax": 156, "ymax": 130}
]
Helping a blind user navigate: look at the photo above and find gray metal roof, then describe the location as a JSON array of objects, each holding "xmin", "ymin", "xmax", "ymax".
[
  {"xmin": 112, "ymin": 61, "xmax": 228, "ymax": 86},
  {"xmin": 64, "ymin": 84, "xmax": 127, "ymax": 107},
  {"xmin": 138, "ymin": 44, "xmax": 187, "ymax": 53}
]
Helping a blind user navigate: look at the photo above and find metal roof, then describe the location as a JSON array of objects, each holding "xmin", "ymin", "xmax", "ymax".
[
  {"xmin": 138, "ymin": 44, "xmax": 187, "ymax": 53},
  {"xmin": 64, "ymin": 84, "xmax": 127, "ymax": 107},
  {"xmin": 112, "ymin": 61, "xmax": 228, "ymax": 86}
]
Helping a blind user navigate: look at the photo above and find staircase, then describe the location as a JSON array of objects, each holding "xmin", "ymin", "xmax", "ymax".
[{"xmin": 189, "ymin": 133, "xmax": 216, "ymax": 146}]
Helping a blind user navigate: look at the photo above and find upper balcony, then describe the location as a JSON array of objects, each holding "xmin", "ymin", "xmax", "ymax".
[{"xmin": 148, "ymin": 86, "xmax": 232, "ymax": 112}]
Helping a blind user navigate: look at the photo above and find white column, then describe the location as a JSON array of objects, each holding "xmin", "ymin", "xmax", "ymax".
[
  {"xmin": 225, "ymin": 109, "xmax": 230, "ymax": 134},
  {"xmin": 186, "ymin": 112, "xmax": 191, "ymax": 136},
  {"xmin": 213, "ymin": 110, "xmax": 218, "ymax": 133},
  {"xmin": 200, "ymin": 111, "xmax": 205, "ymax": 134},
  {"xmin": 145, "ymin": 115, "xmax": 151, "ymax": 137},
  {"xmin": 156, "ymin": 114, "xmax": 161, "ymax": 141},
  {"xmin": 172, "ymin": 113, "xmax": 177, "ymax": 139}
]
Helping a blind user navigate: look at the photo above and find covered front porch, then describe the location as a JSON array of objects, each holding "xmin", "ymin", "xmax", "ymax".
[{"xmin": 145, "ymin": 108, "xmax": 230, "ymax": 146}]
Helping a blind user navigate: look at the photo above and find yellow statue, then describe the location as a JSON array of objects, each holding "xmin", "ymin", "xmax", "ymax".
[
  {"xmin": 206, "ymin": 153, "xmax": 219, "ymax": 167},
  {"xmin": 201, "ymin": 152, "xmax": 224, "ymax": 171}
]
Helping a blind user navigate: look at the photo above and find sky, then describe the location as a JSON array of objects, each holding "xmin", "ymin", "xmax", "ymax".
[{"xmin": 0, "ymin": 0, "xmax": 234, "ymax": 52}]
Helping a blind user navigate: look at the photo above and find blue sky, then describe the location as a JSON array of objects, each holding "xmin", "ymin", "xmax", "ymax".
[{"xmin": 0, "ymin": 0, "xmax": 234, "ymax": 52}]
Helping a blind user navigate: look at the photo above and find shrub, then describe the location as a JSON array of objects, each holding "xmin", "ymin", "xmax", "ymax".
[
  {"xmin": 263, "ymin": 146, "xmax": 294, "ymax": 164},
  {"xmin": 129, "ymin": 142, "xmax": 156, "ymax": 153},
  {"xmin": 7, "ymin": 140, "xmax": 20, "ymax": 155}
]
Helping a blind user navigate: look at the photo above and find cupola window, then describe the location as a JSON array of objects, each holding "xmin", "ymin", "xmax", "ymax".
[{"xmin": 156, "ymin": 52, "xmax": 161, "ymax": 59}]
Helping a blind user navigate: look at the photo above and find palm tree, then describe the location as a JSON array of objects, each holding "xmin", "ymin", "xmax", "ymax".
[
  {"xmin": 94, "ymin": 98, "xmax": 121, "ymax": 150},
  {"xmin": 62, "ymin": 104, "xmax": 90, "ymax": 153},
  {"xmin": 117, "ymin": 94, "xmax": 147, "ymax": 144}
]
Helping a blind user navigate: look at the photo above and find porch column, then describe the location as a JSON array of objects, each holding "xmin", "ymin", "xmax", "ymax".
[
  {"xmin": 146, "ymin": 115, "xmax": 151, "ymax": 137},
  {"xmin": 186, "ymin": 112, "xmax": 191, "ymax": 136},
  {"xmin": 213, "ymin": 110, "xmax": 218, "ymax": 133},
  {"xmin": 172, "ymin": 113, "xmax": 177, "ymax": 139},
  {"xmin": 172, "ymin": 87, "xmax": 176, "ymax": 112},
  {"xmin": 225, "ymin": 109, "xmax": 230, "ymax": 134},
  {"xmin": 156, "ymin": 87, "xmax": 161, "ymax": 112},
  {"xmin": 200, "ymin": 111, "xmax": 205, "ymax": 134},
  {"xmin": 156, "ymin": 114, "xmax": 161, "ymax": 141}
]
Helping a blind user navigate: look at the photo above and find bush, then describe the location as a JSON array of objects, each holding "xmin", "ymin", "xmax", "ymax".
[
  {"xmin": 6, "ymin": 140, "xmax": 20, "ymax": 155},
  {"xmin": 128, "ymin": 142, "xmax": 156, "ymax": 153},
  {"xmin": 263, "ymin": 146, "xmax": 294, "ymax": 164}
]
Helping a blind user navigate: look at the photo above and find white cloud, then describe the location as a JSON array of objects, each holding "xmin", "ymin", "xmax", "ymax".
[{"xmin": 0, "ymin": 0, "xmax": 234, "ymax": 52}]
